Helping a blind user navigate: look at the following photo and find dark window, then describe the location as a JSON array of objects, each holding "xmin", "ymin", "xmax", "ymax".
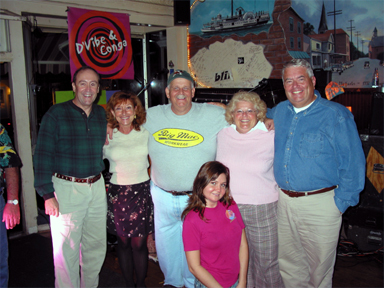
[
  {"xmin": 298, "ymin": 22, "xmax": 301, "ymax": 34},
  {"xmin": 290, "ymin": 37, "xmax": 294, "ymax": 49},
  {"xmin": 317, "ymin": 56, "xmax": 321, "ymax": 65},
  {"xmin": 289, "ymin": 17, "xmax": 294, "ymax": 32},
  {"xmin": 298, "ymin": 37, "xmax": 301, "ymax": 49},
  {"xmin": 312, "ymin": 55, "xmax": 317, "ymax": 65}
]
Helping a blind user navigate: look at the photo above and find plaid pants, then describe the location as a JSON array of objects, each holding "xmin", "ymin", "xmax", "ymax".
[{"xmin": 238, "ymin": 202, "xmax": 284, "ymax": 288}]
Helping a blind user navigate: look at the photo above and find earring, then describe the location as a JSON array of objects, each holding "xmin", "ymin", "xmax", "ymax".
[{"xmin": 134, "ymin": 115, "xmax": 136, "ymax": 119}]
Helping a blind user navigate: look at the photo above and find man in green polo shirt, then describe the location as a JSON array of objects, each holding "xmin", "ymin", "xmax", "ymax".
[{"xmin": 34, "ymin": 66, "xmax": 107, "ymax": 288}]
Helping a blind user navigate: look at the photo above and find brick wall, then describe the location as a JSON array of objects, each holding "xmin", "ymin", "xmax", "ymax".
[{"xmin": 278, "ymin": 6, "xmax": 304, "ymax": 52}]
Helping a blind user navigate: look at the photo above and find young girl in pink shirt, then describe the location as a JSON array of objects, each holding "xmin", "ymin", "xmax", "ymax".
[{"xmin": 182, "ymin": 161, "xmax": 248, "ymax": 288}]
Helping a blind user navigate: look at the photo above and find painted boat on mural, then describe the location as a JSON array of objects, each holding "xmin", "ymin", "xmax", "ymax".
[{"xmin": 201, "ymin": 0, "xmax": 270, "ymax": 34}]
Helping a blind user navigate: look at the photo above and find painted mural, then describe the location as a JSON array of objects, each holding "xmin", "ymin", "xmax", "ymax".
[
  {"xmin": 189, "ymin": 0, "xmax": 276, "ymax": 88},
  {"xmin": 188, "ymin": 0, "xmax": 384, "ymax": 89},
  {"xmin": 189, "ymin": 0, "xmax": 274, "ymax": 37},
  {"xmin": 291, "ymin": 0, "xmax": 384, "ymax": 88}
]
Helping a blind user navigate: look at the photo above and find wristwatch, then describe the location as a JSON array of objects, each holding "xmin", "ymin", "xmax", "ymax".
[{"xmin": 7, "ymin": 199, "xmax": 19, "ymax": 205}]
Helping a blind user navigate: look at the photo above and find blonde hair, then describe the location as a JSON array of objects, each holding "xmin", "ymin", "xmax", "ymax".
[{"xmin": 225, "ymin": 90, "xmax": 267, "ymax": 124}]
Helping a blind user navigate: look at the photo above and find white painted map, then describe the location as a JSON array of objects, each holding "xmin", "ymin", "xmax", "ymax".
[{"xmin": 190, "ymin": 38, "xmax": 273, "ymax": 88}]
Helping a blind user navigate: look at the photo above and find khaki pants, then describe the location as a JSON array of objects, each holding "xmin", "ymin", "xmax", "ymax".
[
  {"xmin": 277, "ymin": 189, "xmax": 342, "ymax": 288},
  {"xmin": 50, "ymin": 176, "xmax": 107, "ymax": 288}
]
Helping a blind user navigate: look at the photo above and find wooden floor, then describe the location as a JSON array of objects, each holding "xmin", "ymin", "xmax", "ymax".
[{"xmin": 7, "ymin": 232, "xmax": 383, "ymax": 288}]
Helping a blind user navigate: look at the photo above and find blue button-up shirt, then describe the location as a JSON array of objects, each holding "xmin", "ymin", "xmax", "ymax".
[{"xmin": 267, "ymin": 91, "xmax": 365, "ymax": 213}]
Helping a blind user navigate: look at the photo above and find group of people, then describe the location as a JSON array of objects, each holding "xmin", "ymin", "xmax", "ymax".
[
  {"xmin": 147, "ymin": 60, "xmax": 364, "ymax": 288},
  {"xmin": 1, "ymin": 58, "xmax": 365, "ymax": 288}
]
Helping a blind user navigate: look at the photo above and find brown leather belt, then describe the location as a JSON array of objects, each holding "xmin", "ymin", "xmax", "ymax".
[
  {"xmin": 281, "ymin": 185, "xmax": 337, "ymax": 198},
  {"xmin": 159, "ymin": 187, "xmax": 192, "ymax": 196},
  {"xmin": 53, "ymin": 173, "xmax": 101, "ymax": 184},
  {"xmin": 165, "ymin": 190, "xmax": 192, "ymax": 196}
]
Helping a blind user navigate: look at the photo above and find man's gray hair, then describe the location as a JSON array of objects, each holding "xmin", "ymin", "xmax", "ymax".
[{"xmin": 282, "ymin": 59, "xmax": 314, "ymax": 82}]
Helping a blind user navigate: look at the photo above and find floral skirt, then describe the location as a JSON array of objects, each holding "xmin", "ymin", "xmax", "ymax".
[{"xmin": 107, "ymin": 180, "xmax": 153, "ymax": 237}]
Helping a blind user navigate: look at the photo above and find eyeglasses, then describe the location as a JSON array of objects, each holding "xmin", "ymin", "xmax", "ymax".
[{"xmin": 234, "ymin": 109, "xmax": 257, "ymax": 116}]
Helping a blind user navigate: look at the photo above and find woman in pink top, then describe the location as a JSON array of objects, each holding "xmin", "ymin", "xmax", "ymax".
[
  {"xmin": 216, "ymin": 91, "xmax": 284, "ymax": 288},
  {"xmin": 182, "ymin": 161, "xmax": 248, "ymax": 288}
]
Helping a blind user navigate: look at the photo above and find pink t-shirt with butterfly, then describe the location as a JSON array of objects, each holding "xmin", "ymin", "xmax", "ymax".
[{"xmin": 183, "ymin": 201, "xmax": 245, "ymax": 287}]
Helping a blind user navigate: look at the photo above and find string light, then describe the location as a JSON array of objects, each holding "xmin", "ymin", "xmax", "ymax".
[
  {"xmin": 187, "ymin": 14, "xmax": 211, "ymax": 88},
  {"xmin": 191, "ymin": 0, "xmax": 205, "ymax": 9}
]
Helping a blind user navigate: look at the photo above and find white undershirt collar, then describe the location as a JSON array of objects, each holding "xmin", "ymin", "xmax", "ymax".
[
  {"xmin": 293, "ymin": 96, "xmax": 317, "ymax": 113},
  {"xmin": 230, "ymin": 120, "xmax": 268, "ymax": 134}
]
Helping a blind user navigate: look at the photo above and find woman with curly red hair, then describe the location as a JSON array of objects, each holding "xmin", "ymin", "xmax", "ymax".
[{"xmin": 103, "ymin": 91, "xmax": 153, "ymax": 287}]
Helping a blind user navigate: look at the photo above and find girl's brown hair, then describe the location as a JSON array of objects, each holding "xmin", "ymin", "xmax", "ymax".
[{"xmin": 181, "ymin": 161, "xmax": 233, "ymax": 221}]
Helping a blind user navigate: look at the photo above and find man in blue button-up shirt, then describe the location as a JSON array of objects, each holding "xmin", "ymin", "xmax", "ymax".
[{"xmin": 268, "ymin": 59, "xmax": 365, "ymax": 288}]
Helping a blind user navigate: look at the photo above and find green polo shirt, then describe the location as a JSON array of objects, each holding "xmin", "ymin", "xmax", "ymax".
[{"xmin": 33, "ymin": 100, "xmax": 106, "ymax": 200}]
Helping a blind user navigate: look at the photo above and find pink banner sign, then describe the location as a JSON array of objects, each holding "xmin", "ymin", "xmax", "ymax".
[{"xmin": 68, "ymin": 7, "xmax": 134, "ymax": 80}]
